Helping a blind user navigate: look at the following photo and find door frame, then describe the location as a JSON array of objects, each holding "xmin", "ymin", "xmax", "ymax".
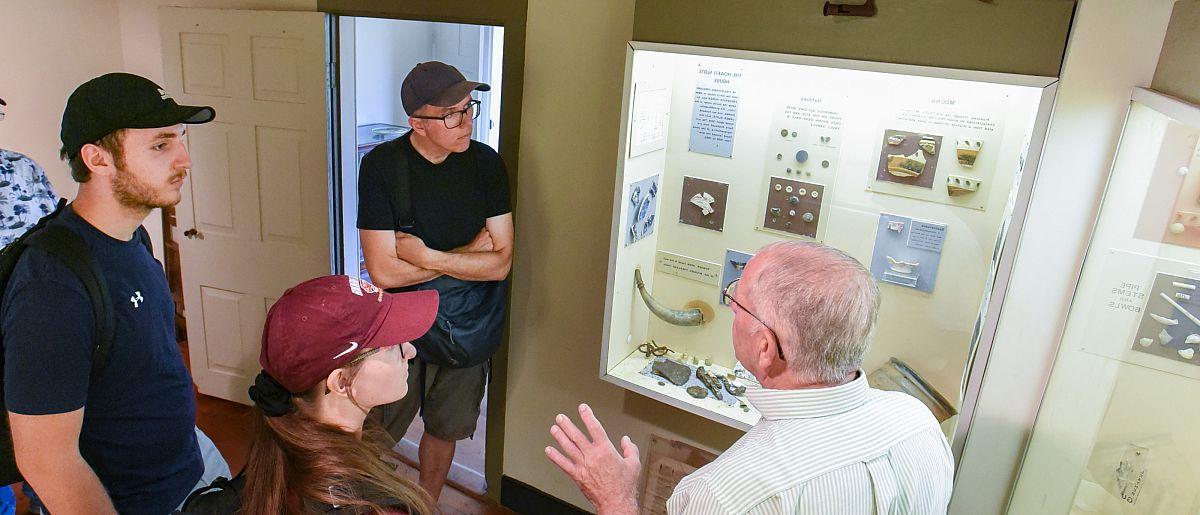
[{"xmin": 319, "ymin": 0, "xmax": 527, "ymax": 503}]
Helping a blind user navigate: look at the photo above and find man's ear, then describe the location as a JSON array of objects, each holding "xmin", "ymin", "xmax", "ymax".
[
  {"xmin": 408, "ymin": 117, "xmax": 426, "ymax": 137},
  {"xmin": 79, "ymin": 143, "xmax": 117, "ymax": 178},
  {"xmin": 754, "ymin": 327, "xmax": 780, "ymax": 372}
]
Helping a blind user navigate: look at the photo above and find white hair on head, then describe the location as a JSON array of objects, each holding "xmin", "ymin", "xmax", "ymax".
[{"xmin": 747, "ymin": 241, "xmax": 880, "ymax": 384}]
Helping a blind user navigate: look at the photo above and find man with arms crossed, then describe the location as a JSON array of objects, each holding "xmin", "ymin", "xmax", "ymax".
[
  {"xmin": 358, "ymin": 61, "xmax": 513, "ymax": 500},
  {"xmin": 1, "ymin": 73, "xmax": 217, "ymax": 514},
  {"xmin": 547, "ymin": 241, "xmax": 954, "ymax": 514}
]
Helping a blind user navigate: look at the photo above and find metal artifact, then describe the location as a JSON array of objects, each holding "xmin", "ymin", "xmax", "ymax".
[
  {"xmin": 722, "ymin": 377, "xmax": 746, "ymax": 397},
  {"xmin": 637, "ymin": 340, "xmax": 671, "ymax": 358},
  {"xmin": 695, "ymin": 367, "xmax": 724, "ymax": 400}
]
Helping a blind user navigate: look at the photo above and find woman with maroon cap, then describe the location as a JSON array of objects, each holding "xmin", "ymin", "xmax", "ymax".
[{"xmin": 181, "ymin": 275, "xmax": 439, "ymax": 514}]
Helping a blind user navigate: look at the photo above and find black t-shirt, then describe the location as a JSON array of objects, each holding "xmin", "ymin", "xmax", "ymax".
[
  {"xmin": 1, "ymin": 206, "xmax": 201, "ymax": 514},
  {"xmin": 357, "ymin": 133, "xmax": 511, "ymax": 252}
]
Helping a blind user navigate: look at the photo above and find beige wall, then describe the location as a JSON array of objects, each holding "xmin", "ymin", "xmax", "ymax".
[
  {"xmin": 503, "ymin": 0, "xmax": 744, "ymax": 509},
  {"xmin": 0, "ymin": 0, "xmax": 124, "ymax": 199},
  {"xmin": 1152, "ymin": 0, "xmax": 1200, "ymax": 105}
]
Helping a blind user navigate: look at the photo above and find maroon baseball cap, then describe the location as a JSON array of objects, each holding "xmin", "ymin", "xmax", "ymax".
[{"xmin": 260, "ymin": 275, "xmax": 439, "ymax": 393}]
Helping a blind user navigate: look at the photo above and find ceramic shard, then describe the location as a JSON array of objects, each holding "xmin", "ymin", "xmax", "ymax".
[
  {"xmin": 956, "ymin": 138, "xmax": 983, "ymax": 167},
  {"xmin": 886, "ymin": 151, "xmax": 926, "ymax": 178},
  {"xmin": 1158, "ymin": 328, "xmax": 1174, "ymax": 345},
  {"xmin": 1138, "ymin": 337, "xmax": 1154, "ymax": 347},
  {"xmin": 689, "ymin": 191, "xmax": 716, "ymax": 216},
  {"xmin": 887, "ymin": 220, "xmax": 905, "ymax": 232},
  {"xmin": 886, "ymin": 256, "xmax": 919, "ymax": 275},
  {"xmin": 1180, "ymin": 348, "xmax": 1195, "ymax": 359},
  {"xmin": 887, "ymin": 134, "xmax": 906, "ymax": 145},
  {"xmin": 918, "ymin": 136, "xmax": 938, "ymax": 155},
  {"xmin": 946, "ymin": 175, "xmax": 981, "ymax": 196},
  {"xmin": 651, "ymin": 359, "xmax": 691, "ymax": 386},
  {"xmin": 1187, "ymin": 334, "xmax": 1200, "ymax": 344}
]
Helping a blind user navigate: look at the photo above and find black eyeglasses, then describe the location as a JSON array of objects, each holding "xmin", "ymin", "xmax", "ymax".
[
  {"xmin": 722, "ymin": 278, "xmax": 786, "ymax": 362},
  {"xmin": 411, "ymin": 99, "xmax": 481, "ymax": 129}
]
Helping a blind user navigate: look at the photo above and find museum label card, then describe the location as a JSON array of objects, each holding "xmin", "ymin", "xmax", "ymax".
[
  {"xmin": 688, "ymin": 63, "xmax": 742, "ymax": 158},
  {"xmin": 869, "ymin": 213, "xmax": 947, "ymax": 294},
  {"xmin": 655, "ymin": 251, "xmax": 721, "ymax": 286},
  {"xmin": 629, "ymin": 82, "xmax": 670, "ymax": 158}
]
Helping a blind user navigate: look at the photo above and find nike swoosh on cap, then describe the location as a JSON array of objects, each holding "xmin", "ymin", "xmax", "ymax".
[{"xmin": 333, "ymin": 341, "xmax": 360, "ymax": 360}]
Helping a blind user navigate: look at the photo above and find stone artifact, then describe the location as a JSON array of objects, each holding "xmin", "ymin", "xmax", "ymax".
[
  {"xmin": 886, "ymin": 150, "xmax": 926, "ymax": 178},
  {"xmin": 918, "ymin": 135, "xmax": 938, "ymax": 155},
  {"xmin": 651, "ymin": 358, "xmax": 692, "ymax": 386},
  {"xmin": 956, "ymin": 138, "xmax": 983, "ymax": 167},
  {"xmin": 696, "ymin": 366, "xmax": 724, "ymax": 400},
  {"xmin": 946, "ymin": 175, "xmax": 981, "ymax": 196},
  {"xmin": 686, "ymin": 386, "xmax": 708, "ymax": 399}
]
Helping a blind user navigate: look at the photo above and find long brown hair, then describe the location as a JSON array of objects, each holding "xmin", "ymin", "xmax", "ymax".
[{"xmin": 240, "ymin": 359, "xmax": 433, "ymax": 514}]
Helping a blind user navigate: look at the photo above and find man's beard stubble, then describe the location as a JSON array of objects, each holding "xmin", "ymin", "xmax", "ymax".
[{"xmin": 111, "ymin": 166, "xmax": 183, "ymax": 210}]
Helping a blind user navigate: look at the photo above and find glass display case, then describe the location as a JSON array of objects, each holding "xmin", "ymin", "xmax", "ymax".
[
  {"xmin": 599, "ymin": 42, "xmax": 1058, "ymax": 431},
  {"xmin": 1010, "ymin": 89, "xmax": 1200, "ymax": 514}
]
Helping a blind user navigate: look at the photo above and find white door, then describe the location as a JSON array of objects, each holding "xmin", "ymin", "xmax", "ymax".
[{"xmin": 160, "ymin": 7, "xmax": 330, "ymax": 403}]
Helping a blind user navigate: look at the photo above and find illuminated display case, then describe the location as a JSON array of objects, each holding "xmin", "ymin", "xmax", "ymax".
[
  {"xmin": 599, "ymin": 42, "xmax": 1058, "ymax": 430},
  {"xmin": 1012, "ymin": 89, "xmax": 1200, "ymax": 514}
]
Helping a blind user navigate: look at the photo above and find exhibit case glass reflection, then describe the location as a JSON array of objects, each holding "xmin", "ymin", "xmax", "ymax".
[
  {"xmin": 600, "ymin": 42, "xmax": 1058, "ymax": 432},
  {"xmin": 1009, "ymin": 89, "xmax": 1200, "ymax": 514}
]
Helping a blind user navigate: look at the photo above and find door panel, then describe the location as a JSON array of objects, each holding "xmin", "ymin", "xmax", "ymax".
[{"xmin": 161, "ymin": 7, "xmax": 329, "ymax": 404}]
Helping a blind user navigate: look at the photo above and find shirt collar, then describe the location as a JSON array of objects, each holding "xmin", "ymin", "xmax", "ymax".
[{"xmin": 745, "ymin": 371, "xmax": 870, "ymax": 420}]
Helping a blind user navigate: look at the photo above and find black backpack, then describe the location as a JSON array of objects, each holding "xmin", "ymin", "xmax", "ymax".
[{"xmin": 0, "ymin": 199, "xmax": 152, "ymax": 485}]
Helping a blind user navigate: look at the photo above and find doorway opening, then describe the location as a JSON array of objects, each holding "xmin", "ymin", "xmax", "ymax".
[{"xmin": 334, "ymin": 16, "xmax": 504, "ymax": 496}]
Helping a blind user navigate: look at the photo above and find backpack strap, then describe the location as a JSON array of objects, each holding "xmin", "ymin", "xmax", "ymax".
[{"xmin": 24, "ymin": 224, "xmax": 115, "ymax": 384}]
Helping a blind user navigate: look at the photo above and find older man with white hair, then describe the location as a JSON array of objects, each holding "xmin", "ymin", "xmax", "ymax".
[{"xmin": 546, "ymin": 241, "xmax": 954, "ymax": 514}]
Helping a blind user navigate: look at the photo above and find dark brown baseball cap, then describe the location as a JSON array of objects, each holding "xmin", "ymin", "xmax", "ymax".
[
  {"xmin": 259, "ymin": 275, "xmax": 439, "ymax": 393},
  {"xmin": 401, "ymin": 61, "xmax": 490, "ymax": 116},
  {"xmin": 60, "ymin": 73, "xmax": 215, "ymax": 160}
]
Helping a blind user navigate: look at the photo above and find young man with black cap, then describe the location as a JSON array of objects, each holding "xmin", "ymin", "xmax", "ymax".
[
  {"xmin": 357, "ymin": 61, "xmax": 513, "ymax": 500},
  {"xmin": 1, "ymin": 73, "xmax": 216, "ymax": 514}
]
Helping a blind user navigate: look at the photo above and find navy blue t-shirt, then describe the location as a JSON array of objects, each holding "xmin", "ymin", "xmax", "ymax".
[{"xmin": 1, "ymin": 206, "xmax": 201, "ymax": 514}]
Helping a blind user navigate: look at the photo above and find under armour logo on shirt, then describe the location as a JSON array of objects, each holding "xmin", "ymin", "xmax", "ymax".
[{"xmin": 131, "ymin": 291, "xmax": 144, "ymax": 308}]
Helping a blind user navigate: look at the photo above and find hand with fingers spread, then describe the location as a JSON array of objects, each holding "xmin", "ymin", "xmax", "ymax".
[{"xmin": 545, "ymin": 404, "xmax": 641, "ymax": 515}]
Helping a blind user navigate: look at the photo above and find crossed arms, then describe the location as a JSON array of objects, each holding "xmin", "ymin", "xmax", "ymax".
[{"xmin": 360, "ymin": 213, "xmax": 514, "ymax": 289}]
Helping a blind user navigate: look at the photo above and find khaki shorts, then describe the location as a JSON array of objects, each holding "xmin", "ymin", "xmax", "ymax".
[{"xmin": 368, "ymin": 358, "xmax": 488, "ymax": 442}]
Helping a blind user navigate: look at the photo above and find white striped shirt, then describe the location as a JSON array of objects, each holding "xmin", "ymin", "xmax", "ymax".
[{"xmin": 666, "ymin": 372, "xmax": 954, "ymax": 514}]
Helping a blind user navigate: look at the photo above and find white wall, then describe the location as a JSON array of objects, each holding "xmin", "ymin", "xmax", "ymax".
[
  {"xmin": 0, "ymin": 0, "xmax": 125, "ymax": 200},
  {"xmin": 354, "ymin": 18, "xmax": 433, "ymax": 126},
  {"xmin": 950, "ymin": 0, "xmax": 1177, "ymax": 513}
]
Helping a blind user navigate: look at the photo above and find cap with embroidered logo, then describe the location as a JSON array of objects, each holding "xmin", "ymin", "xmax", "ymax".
[
  {"xmin": 259, "ymin": 275, "xmax": 438, "ymax": 393},
  {"xmin": 60, "ymin": 72, "xmax": 216, "ymax": 160}
]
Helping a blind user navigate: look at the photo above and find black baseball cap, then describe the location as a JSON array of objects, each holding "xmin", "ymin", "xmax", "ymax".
[
  {"xmin": 401, "ymin": 61, "xmax": 490, "ymax": 117},
  {"xmin": 60, "ymin": 73, "xmax": 215, "ymax": 159}
]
